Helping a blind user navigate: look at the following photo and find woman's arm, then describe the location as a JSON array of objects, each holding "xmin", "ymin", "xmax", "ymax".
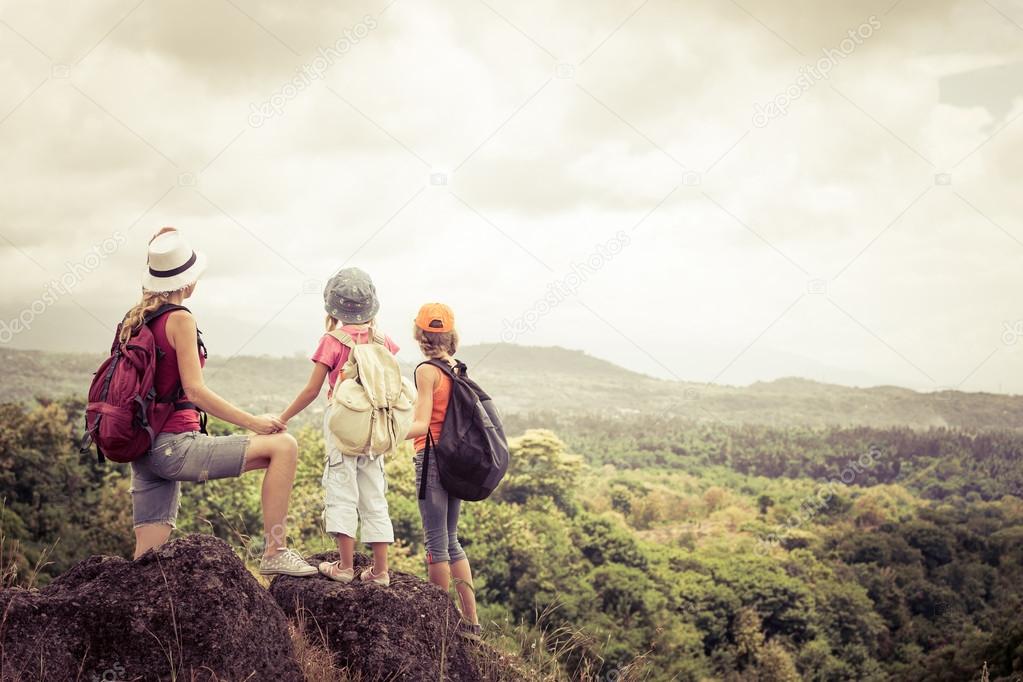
[
  {"xmin": 280, "ymin": 363, "xmax": 330, "ymax": 424},
  {"xmin": 166, "ymin": 311, "xmax": 283, "ymax": 434},
  {"xmin": 407, "ymin": 364, "xmax": 436, "ymax": 439}
]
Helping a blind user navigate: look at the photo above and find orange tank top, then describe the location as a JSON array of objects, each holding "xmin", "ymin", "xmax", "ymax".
[{"xmin": 415, "ymin": 364, "xmax": 451, "ymax": 452}]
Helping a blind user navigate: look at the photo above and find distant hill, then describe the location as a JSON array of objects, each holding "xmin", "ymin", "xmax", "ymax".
[
  {"xmin": 2, "ymin": 345, "xmax": 1022, "ymax": 431},
  {"xmin": 455, "ymin": 343, "xmax": 647, "ymax": 381}
]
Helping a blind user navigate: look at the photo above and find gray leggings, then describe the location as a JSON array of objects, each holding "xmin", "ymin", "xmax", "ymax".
[{"xmin": 415, "ymin": 450, "xmax": 467, "ymax": 565}]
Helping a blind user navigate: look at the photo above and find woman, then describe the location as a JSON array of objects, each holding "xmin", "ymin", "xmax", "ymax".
[
  {"xmin": 407, "ymin": 303, "xmax": 481, "ymax": 639},
  {"xmin": 127, "ymin": 227, "xmax": 316, "ymax": 577}
]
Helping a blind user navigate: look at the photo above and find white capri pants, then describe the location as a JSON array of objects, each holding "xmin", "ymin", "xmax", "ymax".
[{"xmin": 321, "ymin": 407, "xmax": 394, "ymax": 543}]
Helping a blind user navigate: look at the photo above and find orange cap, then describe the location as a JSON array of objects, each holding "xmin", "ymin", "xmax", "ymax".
[{"xmin": 415, "ymin": 303, "xmax": 455, "ymax": 332}]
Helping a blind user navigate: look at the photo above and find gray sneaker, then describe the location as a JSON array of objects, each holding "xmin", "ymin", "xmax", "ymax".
[
  {"xmin": 259, "ymin": 549, "xmax": 317, "ymax": 577},
  {"xmin": 458, "ymin": 621, "xmax": 482, "ymax": 642}
]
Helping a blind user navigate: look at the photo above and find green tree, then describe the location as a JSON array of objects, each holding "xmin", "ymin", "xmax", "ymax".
[
  {"xmin": 757, "ymin": 640, "xmax": 800, "ymax": 682},
  {"xmin": 494, "ymin": 430, "xmax": 581, "ymax": 513},
  {"xmin": 733, "ymin": 607, "xmax": 765, "ymax": 669}
]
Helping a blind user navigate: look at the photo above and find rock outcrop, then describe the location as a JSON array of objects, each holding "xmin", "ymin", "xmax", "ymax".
[
  {"xmin": 0, "ymin": 535, "xmax": 302, "ymax": 682},
  {"xmin": 270, "ymin": 551, "xmax": 484, "ymax": 682}
]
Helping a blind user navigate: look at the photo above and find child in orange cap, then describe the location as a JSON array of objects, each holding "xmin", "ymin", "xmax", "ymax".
[{"xmin": 407, "ymin": 303, "xmax": 481, "ymax": 639}]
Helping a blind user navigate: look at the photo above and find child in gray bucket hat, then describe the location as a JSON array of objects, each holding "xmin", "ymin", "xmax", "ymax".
[
  {"xmin": 279, "ymin": 266, "xmax": 400, "ymax": 586},
  {"xmin": 323, "ymin": 267, "xmax": 380, "ymax": 324}
]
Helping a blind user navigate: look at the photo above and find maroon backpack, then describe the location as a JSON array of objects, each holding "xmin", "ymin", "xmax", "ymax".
[{"xmin": 80, "ymin": 304, "xmax": 206, "ymax": 463}]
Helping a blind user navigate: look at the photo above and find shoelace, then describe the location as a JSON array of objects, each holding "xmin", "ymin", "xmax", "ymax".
[{"xmin": 268, "ymin": 548, "xmax": 303, "ymax": 565}]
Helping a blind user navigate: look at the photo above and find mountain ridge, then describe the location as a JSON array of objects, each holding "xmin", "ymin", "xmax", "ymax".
[{"xmin": 2, "ymin": 344, "xmax": 1022, "ymax": 431}]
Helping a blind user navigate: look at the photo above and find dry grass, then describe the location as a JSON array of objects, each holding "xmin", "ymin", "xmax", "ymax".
[
  {"xmin": 1, "ymin": 505, "xmax": 55, "ymax": 591},
  {"xmin": 289, "ymin": 606, "xmax": 360, "ymax": 682},
  {"xmin": 476, "ymin": 605, "xmax": 653, "ymax": 682},
  {"xmin": 1, "ymin": 503, "xmax": 62, "ymax": 682}
]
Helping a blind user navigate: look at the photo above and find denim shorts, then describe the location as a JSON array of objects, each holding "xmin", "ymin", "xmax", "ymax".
[{"xmin": 130, "ymin": 431, "xmax": 249, "ymax": 528}]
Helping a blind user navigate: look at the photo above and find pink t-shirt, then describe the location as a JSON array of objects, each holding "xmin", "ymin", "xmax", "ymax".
[{"xmin": 311, "ymin": 326, "xmax": 400, "ymax": 396}]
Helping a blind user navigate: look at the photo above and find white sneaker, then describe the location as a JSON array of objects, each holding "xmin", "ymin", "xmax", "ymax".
[
  {"xmin": 259, "ymin": 548, "xmax": 317, "ymax": 577},
  {"xmin": 318, "ymin": 561, "xmax": 355, "ymax": 583},
  {"xmin": 360, "ymin": 566, "xmax": 390, "ymax": 587}
]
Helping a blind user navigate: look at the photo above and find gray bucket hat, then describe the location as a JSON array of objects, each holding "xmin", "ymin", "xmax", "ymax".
[{"xmin": 324, "ymin": 267, "xmax": 380, "ymax": 324}]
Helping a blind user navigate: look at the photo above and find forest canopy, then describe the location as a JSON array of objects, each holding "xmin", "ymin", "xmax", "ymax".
[{"xmin": 2, "ymin": 400, "xmax": 1022, "ymax": 681}]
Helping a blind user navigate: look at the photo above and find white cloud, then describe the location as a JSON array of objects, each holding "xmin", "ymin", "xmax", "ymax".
[{"xmin": 1, "ymin": 0, "xmax": 1022, "ymax": 393}]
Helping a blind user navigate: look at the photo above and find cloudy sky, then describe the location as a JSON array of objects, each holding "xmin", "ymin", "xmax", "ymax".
[{"xmin": 1, "ymin": 0, "xmax": 1022, "ymax": 393}]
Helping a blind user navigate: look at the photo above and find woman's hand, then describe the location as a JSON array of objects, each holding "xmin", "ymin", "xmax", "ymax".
[
  {"xmin": 248, "ymin": 414, "xmax": 288, "ymax": 435},
  {"xmin": 168, "ymin": 310, "xmax": 276, "ymax": 432}
]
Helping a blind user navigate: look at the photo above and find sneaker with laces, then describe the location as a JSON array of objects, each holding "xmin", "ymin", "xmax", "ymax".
[
  {"xmin": 318, "ymin": 561, "xmax": 355, "ymax": 583},
  {"xmin": 458, "ymin": 621, "xmax": 483, "ymax": 642},
  {"xmin": 259, "ymin": 548, "xmax": 317, "ymax": 577},
  {"xmin": 359, "ymin": 566, "xmax": 390, "ymax": 587}
]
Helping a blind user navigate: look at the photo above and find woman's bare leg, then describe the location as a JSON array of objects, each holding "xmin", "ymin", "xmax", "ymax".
[
  {"xmin": 243, "ymin": 432, "xmax": 299, "ymax": 558},
  {"xmin": 133, "ymin": 523, "xmax": 173, "ymax": 559}
]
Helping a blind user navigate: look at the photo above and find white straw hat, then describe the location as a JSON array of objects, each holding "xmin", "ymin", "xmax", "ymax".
[{"xmin": 142, "ymin": 229, "xmax": 207, "ymax": 292}]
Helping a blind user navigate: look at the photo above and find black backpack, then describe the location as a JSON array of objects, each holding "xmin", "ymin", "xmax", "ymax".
[{"xmin": 417, "ymin": 359, "xmax": 509, "ymax": 502}]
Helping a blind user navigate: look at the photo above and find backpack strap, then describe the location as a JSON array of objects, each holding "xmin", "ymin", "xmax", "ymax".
[
  {"xmin": 329, "ymin": 329, "xmax": 388, "ymax": 349},
  {"xmin": 141, "ymin": 303, "xmax": 191, "ymax": 327},
  {"xmin": 425, "ymin": 358, "xmax": 464, "ymax": 379},
  {"xmin": 144, "ymin": 303, "xmax": 208, "ymax": 434},
  {"xmin": 115, "ymin": 303, "xmax": 190, "ymax": 346},
  {"xmin": 415, "ymin": 360, "xmax": 453, "ymax": 390},
  {"xmin": 416, "ymin": 360, "xmax": 451, "ymax": 501},
  {"xmin": 327, "ymin": 330, "xmax": 356, "ymax": 349},
  {"xmin": 414, "ymin": 361, "xmax": 433, "ymax": 389},
  {"xmin": 418, "ymin": 430, "xmax": 435, "ymax": 501}
]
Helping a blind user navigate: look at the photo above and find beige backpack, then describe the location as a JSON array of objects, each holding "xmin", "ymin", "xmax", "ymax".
[{"xmin": 326, "ymin": 330, "xmax": 417, "ymax": 457}]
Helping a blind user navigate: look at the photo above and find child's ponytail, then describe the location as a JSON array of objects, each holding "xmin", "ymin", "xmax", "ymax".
[{"xmin": 414, "ymin": 325, "xmax": 458, "ymax": 359}]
